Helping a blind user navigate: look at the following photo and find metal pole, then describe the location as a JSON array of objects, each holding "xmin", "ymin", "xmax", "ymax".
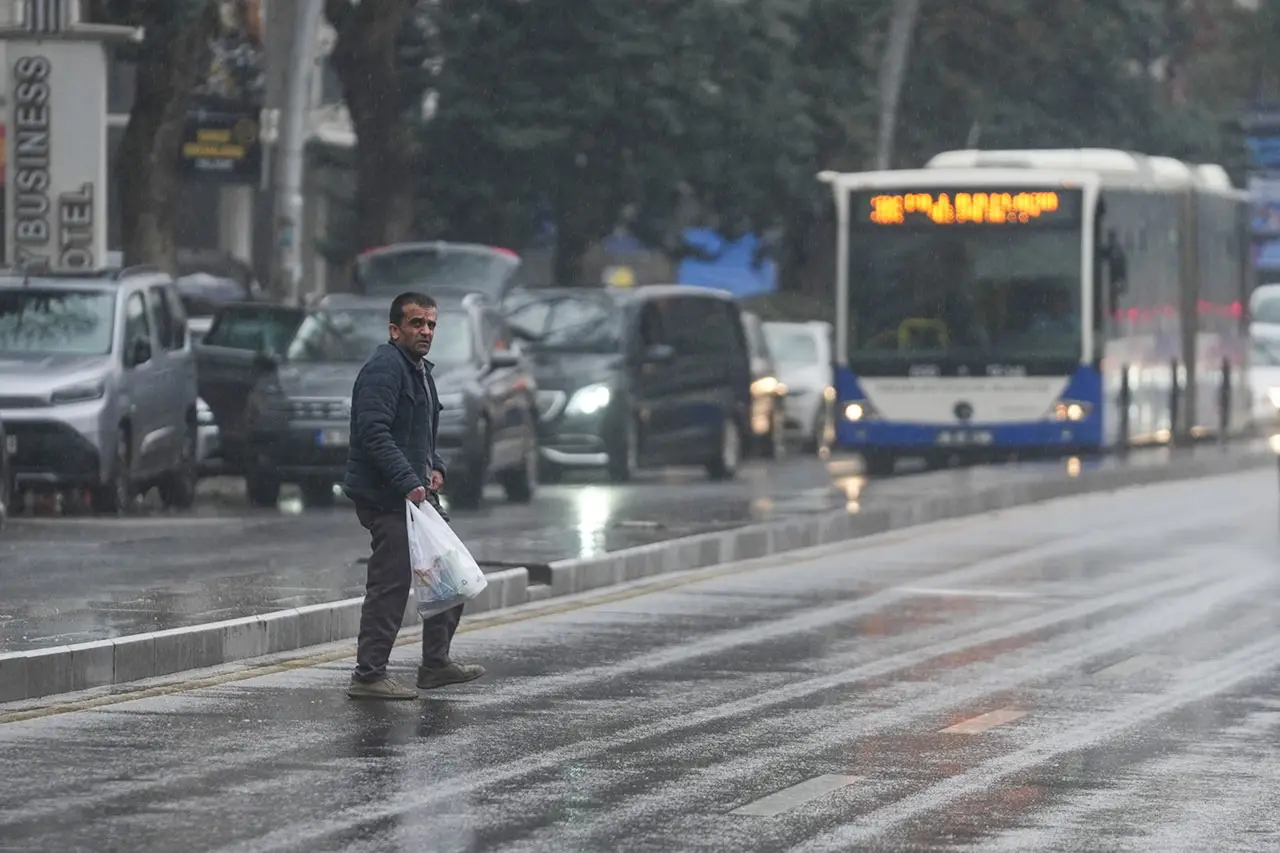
[
  {"xmin": 874, "ymin": 0, "xmax": 921, "ymax": 171},
  {"xmin": 833, "ymin": 184, "xmax": 850, "ymax": 365},
  {"xmin": 273, "ymin": 0, "xmax": 321, "ymax": 306}
]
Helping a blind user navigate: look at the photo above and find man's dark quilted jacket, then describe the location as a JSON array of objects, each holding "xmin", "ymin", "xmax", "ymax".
[{"xmin": 343, "ymin": 342, "xmax": 447, "ymax": 511}]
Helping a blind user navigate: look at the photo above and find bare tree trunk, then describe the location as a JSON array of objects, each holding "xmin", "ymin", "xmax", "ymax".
[
  {"xmin": 874, "ymin": 0, "xmax": 922, "ymax": 170},
  {"xmin": 116, "ymin": 5, "xmax": 218, "ymax": 271},
  {"xmin": 326, "ymin": 0, "xmax": 421, "ymax": 258}
]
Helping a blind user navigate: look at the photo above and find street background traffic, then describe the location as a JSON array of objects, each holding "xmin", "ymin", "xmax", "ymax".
[{"xmin": 2, "ymin": 1, "xmax": 1280, "ymax": 850}]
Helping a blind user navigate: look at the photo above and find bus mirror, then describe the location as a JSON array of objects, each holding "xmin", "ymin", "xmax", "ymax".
[
  {"xmin": 1109, "ymin": 251, "xmax": 1129, "ymax": 296},
  {"xmin": 1104, "ymin": 237, "xmax": 1128, "ymax": 296}
]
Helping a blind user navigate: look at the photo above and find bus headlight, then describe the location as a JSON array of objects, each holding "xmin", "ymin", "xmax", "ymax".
[
  {"xmin": 844, "ymin": 401, "xmax": 876, "ymax": 422},
  {"xmin": 1049, "ymin": 400, "xmax": 1092, "ymax": 422}
]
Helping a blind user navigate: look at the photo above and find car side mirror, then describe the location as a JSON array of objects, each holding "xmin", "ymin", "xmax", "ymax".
[
  {"xmin": 129, "ymin": 337, "xmax": 152, "ymax": 367},
  {"xmin": 641, "ymin": 343, "xmax": 675, "ymax": 363},
  {"xmin": 252, "ymin": 351, "xmax": 280, "ymax": 371},
  {"xmin": 490, "ymin": 350, "xmax": 520, "ymax": 369},
  {"xmin": 508, "ymin": 323, "xmax": 543, "ymax": 343}
]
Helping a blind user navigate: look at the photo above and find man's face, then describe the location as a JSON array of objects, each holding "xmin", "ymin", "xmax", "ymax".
[{"xmin": 390, "ymin": 303, "xmax": 437, "ymax": 358}]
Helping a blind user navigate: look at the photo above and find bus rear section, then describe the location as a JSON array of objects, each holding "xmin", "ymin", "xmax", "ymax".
[{"xmin": 828, "ymin": 178, "xmax": 1101, "ymax": 475}]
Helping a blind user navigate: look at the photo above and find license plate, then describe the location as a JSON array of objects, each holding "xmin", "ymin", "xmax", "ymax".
[
  {"xmin": 936, "ymin": 430, "xmax": 993, "ymax": 446},
  {"xmin": 316, "ymin": 428, "xmax": 348, "ymax": 447},
  {"xmin": 4, "ymin": 434, "xmax": 14, "ymax": 455}
]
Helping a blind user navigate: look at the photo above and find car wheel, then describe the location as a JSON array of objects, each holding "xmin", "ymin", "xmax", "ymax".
[
  {"xmin": 245, "ymin": 466, "xmax": 281, "ymax": 508},
  {"xmin": 606, "ymin": 415, "xmax": 638, "ymax": 483},
  {"xmin": 300, "ymin": 478, "xmax": 336, "ymax": 508},
  {"xmin": 159, "ymin": 421, "xmax": 199, "ymax": 511},
  {"xmin": 538, "ymin": 458, "xmax": 564, "ymax": 484},
  {"xmin": 760, "ymin": 406, "xmax": 785, "ymax": 459},
  {"xmin": 448, "ymin": 420, "xmax": 489, "ymax": 510},
  {"xmin": 94, "ymin": 427, "xmax": 135, "ymax": 515},
  {"xmin": 706, "ymin": 415, "xmax": 741, "ymax": 481},
  {"xmin": 499, "ymin": 431, "xmax": 537, "ymax": 504}
]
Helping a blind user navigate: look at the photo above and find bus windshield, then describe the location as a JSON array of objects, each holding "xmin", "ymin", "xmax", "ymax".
[{"xmin": 846, "ymin": 188, "xmax": 1083, "ymax": 362}]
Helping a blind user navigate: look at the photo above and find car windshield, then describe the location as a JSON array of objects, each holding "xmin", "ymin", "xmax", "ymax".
[
  {"xmin": 504, "ymin": 293, "xmax": 623, "ymax": 353},
  {"xmin": 847, "ymin": 188, "xmax": 1083, "ymax": 361},
  {"xmin": 1251, "ymin": 337, "xmax": 1280, "ymax": 366},
  {"xmin": 285, "ymin": 307, "xmax": 472, "ymax": 365},
  {"xmin": 764, "ymin": 325, "xmax": 820, "ymax": 366},
  {"xmin": 1252, "ymin": 293, "xmax": 1280, "ymax": 324},
  {"xmin": 0, "ymin": 288, "xmax": 115, "ymax": 356},
  {"xmin": 355, "ymin": 247, "xmax": 517, "ymax": 302}
]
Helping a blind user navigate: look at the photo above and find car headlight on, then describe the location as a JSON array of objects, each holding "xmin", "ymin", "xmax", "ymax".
[
  {"xmin": 197, "ymin": 398, "xmax": 215, "ymax": 426},
  {"xmin": 1267, "ymin": 387, "xmax": 1280, "ymax": 409},
  {"xmin": 51, "ymin": 380, "xmax": 106, "ymax": 405},
  {"xmin": 566, "ymin": 383, "xmax": 611, "ymax": 415},
  {"xmin": 750, "ymin": 376, "xmax": 786, "ymax": 397}
]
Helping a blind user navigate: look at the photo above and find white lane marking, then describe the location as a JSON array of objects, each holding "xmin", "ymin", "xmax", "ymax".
[
  {"xmin": 896, "ymin": 587, "xmax": 1041, "ymax": 600},
  {"xmin": 796, "ymin": 635, "xmax": 1280, "ymax": 852},
  {"xmin": 940, "ymin": 708, "xmax": 1029, "ymax": 734},
  {"xmin": 1092, "ymin": 653, "xmax": 1162, "ymax": 679},
  {"xmin": 730, "ymin": 774, "xmax": 859, "ymax": 817}
]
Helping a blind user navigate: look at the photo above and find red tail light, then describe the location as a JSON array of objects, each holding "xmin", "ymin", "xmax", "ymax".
[{"xmin": 489, "ymin": 246, "xmax": 519, "ymax": 259}]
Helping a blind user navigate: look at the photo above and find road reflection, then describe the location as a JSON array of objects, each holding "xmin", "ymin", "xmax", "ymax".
[{"xmin": 574, "ymin": 485, "xmax": 613, "ymax": 559}]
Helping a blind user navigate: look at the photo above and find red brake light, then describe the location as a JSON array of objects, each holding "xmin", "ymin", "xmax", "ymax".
[
  {"xmin": 489, "ymin": 246, "xmax": 519, "ymax": 259},
  {"xmin": 359, "ymin": 246, "xmax": 387, "ymax": 257}
]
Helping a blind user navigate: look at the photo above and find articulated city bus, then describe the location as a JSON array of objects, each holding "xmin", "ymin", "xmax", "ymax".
[{"xmin": 818, "ymin": 148, "xmax": 1252, "ymax": 475}]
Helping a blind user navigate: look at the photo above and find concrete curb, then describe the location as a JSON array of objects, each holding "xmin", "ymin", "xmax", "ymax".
[{"xmin": 1, "ymin": 447, "xmax": 1271, "ymax": 704}]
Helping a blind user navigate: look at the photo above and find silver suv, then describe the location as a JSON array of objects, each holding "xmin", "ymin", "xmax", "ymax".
[{"xmin": 0, "ymin": 266, "xmax": 200, "ymax": 514}]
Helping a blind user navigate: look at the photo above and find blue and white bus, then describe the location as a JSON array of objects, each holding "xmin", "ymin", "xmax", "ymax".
[{"xmin": 818, "ymin": 148, "xmax": 1252, "ymax": 475}]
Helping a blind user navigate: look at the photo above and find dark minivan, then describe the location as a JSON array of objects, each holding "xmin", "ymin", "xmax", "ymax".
[{"xmin": 504, "ymin": 285, "xmax": 751, "ymax": 482}]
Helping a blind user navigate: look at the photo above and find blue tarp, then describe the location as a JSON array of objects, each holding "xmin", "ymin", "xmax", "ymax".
[{"xmin": 676, "ymin": 228, "xmax": 777, "ymax": 298}]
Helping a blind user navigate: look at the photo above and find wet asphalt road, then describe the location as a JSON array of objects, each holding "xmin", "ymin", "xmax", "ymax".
[
  {"xmin": 0, "ymin": 456, "xmax": 845, "ymax": 650},
  {"xmin": 0, "ymin": 443, "xmax": 1247, "ymax": 652},
  {"xmin": 1, "ymin": 468, "xmax": 1276, "ymax": 851}
]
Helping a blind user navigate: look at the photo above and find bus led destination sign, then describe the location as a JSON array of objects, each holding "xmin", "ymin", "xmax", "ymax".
[{"xmin": 864, "ymin": 189, "xmax": 1080, "ymax": 226}]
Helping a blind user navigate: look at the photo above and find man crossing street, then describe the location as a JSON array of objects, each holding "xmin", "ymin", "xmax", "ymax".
[{"xmin": 342, "ymin": 291, "xmax": 486, "ymax": 700}]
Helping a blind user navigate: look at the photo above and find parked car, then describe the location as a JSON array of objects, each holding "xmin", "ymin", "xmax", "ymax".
[
  {"xmin": 0, "ymin": 266, "xmax": 200, "ymax": 513},
  {"xmin": 1251, "ymin": 283, "xmax": 1280, "ymax": 340},
  {"xmin": 195, "ymin": 292, "xmax": 539, "ymax": 509},
  {"xmin": 1249, "ymin": 334, "xmax": 1280, "ymax": 431},
  {"xmin": 740, "ymin": 310, "xmax": 786, "ymax": 458},
  {"xmin": 503, "ymin": 284, "xmax": 752, "ymax": 482},
  {"xmin": 0, "ymin": 417, "xmax": 12, "ymax": 528},
  {"xmin": 353, "ymin": 242, "xmax": 523, "ymax": 303},
  {"xmin": 762, "ymin": 320, "xmax": 835, "ymax": 454}
]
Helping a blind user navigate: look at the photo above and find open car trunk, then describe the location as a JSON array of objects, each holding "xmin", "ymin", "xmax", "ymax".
[{"xmin": 194, "ymin": 303, "xmax": 305, "ymax": 474}]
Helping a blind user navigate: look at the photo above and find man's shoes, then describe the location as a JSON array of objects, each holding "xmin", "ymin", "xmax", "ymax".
[
  {"xmin": 417, "ymin": 660, "xmax": 486, "ymax": 690},
  {"xmin": 346, "ymin": 675, "xmax": 418, "ymax": 700}
]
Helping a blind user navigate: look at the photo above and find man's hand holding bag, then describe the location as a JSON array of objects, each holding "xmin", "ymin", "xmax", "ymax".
[{"xmin": 406, "ymin": 498, "xmax": 487, "ymax": 618}]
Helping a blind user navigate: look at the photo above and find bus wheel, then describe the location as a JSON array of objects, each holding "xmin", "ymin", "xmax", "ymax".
[{"xmin": 861, "ymin": 451, "xmax": 896, "ymax": 477}]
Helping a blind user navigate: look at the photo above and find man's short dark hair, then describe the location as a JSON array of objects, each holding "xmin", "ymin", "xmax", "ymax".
[{"xmin": 390, "ymin": 291, "xmax": 436, "ymax": 325}]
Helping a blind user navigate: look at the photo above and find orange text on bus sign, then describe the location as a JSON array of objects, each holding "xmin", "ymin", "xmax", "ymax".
[{"xmin": 868, "ymin": 191, "xmax": 1062, "ymax": 225}]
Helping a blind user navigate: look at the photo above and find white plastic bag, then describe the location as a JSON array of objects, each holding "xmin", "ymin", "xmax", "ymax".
[{"xmin": 406, "ymin": 498, "xmax": 488, "ymax": 617}]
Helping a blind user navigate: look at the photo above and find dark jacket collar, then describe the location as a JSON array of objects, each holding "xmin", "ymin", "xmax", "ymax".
[{"xmin": 388, "ymin": 340, "xmax": 435, "ymax": 373}]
